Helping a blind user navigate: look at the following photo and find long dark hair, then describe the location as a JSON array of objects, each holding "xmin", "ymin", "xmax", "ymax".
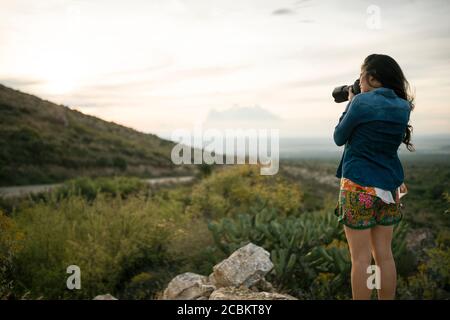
[{"xmin": 362, "ymin": 54, "xmax": 415, "ymax": 151}]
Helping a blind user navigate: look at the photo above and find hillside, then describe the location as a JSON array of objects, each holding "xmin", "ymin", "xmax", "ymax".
[{"xmin": 0, "ymin": 84, "xmax": 194, "ymax": 186}]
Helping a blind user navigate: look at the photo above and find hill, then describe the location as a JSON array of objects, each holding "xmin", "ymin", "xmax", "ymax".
[{"xmin": 0, "ymin": 84, "xmax": 193, "ymax": 186}]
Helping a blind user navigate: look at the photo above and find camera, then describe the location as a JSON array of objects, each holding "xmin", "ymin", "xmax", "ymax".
[{"xmin": 332, "ymin": 79, "xmax": 361, "ymax": 103}]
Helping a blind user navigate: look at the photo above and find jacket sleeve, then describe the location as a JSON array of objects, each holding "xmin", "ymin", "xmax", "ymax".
[{"xmin": 333, "ymin": 96, "xmax": 370, "ymax": 146}]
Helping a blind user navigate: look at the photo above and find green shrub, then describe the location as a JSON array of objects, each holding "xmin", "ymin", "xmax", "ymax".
[
  {"xmin": 0, "ymin": 211, "xmax": 24, "ymax": 299},
  {"xmin": 187, "ymin": 165, "xmax": 303, "ymax": 220},
  {"xmin": 10, "ymin": 193, "xmax": 182, "ymax": 299},
  {"xmin": 444, "ymin": 192, "xmax": 450, "ymax": 215},
  {"xmin": 53, "ymin": 176, "xmax": 147, "ymax": 201},
  {"xmin": 397, "ymin": 230, "xmax": 450, "ymax": 299},
  {"xmin": 112, "ymin": 157, "xmax": 127, "ymax": 171}
]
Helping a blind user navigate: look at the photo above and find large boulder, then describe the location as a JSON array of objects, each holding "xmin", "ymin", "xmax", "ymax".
[
  {"xmin": 162, "ymin": 272, "xmax": 215, "ymax": 300},
  {"xmin": 212, "ymin": 243, "xmax": 274, "ymax": 288}
]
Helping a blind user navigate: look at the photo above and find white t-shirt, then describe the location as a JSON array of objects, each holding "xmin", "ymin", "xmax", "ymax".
[{"xmin": 375, "ymin": 185, "xmax": 408, "ymax": 204}]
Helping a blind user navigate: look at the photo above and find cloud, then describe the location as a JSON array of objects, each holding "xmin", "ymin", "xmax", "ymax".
[
  {"xmin": 272, "ymin": 8, "xmax": 296, "ymax": 15},
  {"xmin": 0, "ymin": 77, "xmax": 43, "ymax": 88},
  {"xmin": 206, "ymin": 105, "xmax": 281, "ymax": 122},
  {"xmin": 101, "ymin": 59, "xmax": 175, "ymax": 78},
  {"xmin": 298, "ymin": 19, "xmax": 315, "ymax": 23},
  {"xmin": 203, "ymin": 105, "xmax": 283, "ymax": 132},
  {"xmin": 272, "ymin": 71, "xmax": 359, "ymax": 91},
  {"xmin": 84, "ymin": 63, "xmax": 252, "ymax": 95},
  {"xmin": 294, "ymin": 0, "xmax": 315, "ymax": 9}
]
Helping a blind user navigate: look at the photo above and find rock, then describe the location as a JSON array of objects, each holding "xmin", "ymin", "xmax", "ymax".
[
  {"xmin": 212, "ymin": 243, "xmax": 273, "ymax": 288},
  {"xmin": 208, "ymin": 272, "xmax": 217, "ymax": 286},
  {"xmin": 406, "ymin": 228, "xmax": 433, "ymax": 251},
  {"xmin": 93, "ymin": 294, "xmax": 117, "ymax": 300},
  {"xmin": 162, "ymin": 272, "xmax": 215, "ymax": 300},
  {"xmin": 249, "ymin": 278, "xmax": 276, "ymax": 293},
  {"xmin": 161, "ymin": 243, "xmax": 294, "ymax": 300},
  {"xmin": 209, "ymin": 287, "xmax": 297, "ymax": 300}
]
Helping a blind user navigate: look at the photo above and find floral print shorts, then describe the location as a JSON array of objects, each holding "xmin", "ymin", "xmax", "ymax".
[{"xmin": 334, "ymin": 179, "xmax": 403, "ymax": 229}]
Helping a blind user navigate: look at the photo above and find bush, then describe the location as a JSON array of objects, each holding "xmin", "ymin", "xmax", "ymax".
[
  {"xmin": 397, "ymin": 230, "xmax": 450, "ymax": 299},
  {"xmin": 187, "ymin": 165, "xmax": 303, "ymax": 220},
  {"xmin": 53, "ymin": 176, "xmax": 147, "ymax": 201},
  {"xmin": 0, "ymin": 211, "xmax": 24, "ymax": 299},
  {"xmin": 10, "ymin": 193, "xmax": 183, "ymax": 299},
  {"xmin": 112, "ymin": 157, "xmax": 127, "ymax": 171}
]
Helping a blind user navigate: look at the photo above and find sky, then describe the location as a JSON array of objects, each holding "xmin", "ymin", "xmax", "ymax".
[{"xmin": 0, "ymin": 0, "xmax": 449, "ymax": 140}]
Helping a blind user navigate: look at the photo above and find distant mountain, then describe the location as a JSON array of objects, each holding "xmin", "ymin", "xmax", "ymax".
[
  {"xmin": 0, "ymin": 84, "xmax": 194, "ymax": 186},
  {"xmin": 278, "ymin": 135, "xmax": 450, "ymax": 159}
]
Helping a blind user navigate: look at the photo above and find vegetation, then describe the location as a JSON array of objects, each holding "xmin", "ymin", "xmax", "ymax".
[
  {"xmin": 0, "ymin": 84, "xmax": 193, "ymax": 186},
  {"xmin": 0, "ymin": 211, "xmax": 24, "ymax": 299},
  {"xmin": 208, "ymin": 200, "xmax": 410, "ymax": 299},
  {"xmin": 186, "ymin": 165, "xmax": 303, "ymax": 219},
  {"xmin": 401, "ymin": 160, "xmax": 450, "ymax": 228},
  {"xmin": 0, "ymin": 161, "xmax": 448, "ymax": 300}
]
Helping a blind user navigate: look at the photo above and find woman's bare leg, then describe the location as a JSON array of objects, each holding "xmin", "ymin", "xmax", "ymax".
[
  {"xmin": 370, "ymin": 225, "xmax": 396, "ymax": 300},
  {"xmin": 344, "ymin": 226, "xmax": 373, "ymax": 300}
]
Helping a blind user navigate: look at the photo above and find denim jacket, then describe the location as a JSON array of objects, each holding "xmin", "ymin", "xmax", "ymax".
[{"xmin": 334, "ymin": 87, "xmax": 411, "ymax": 191}]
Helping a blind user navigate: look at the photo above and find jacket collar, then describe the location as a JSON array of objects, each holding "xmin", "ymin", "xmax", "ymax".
[{"xmin": 373, "ymin": 87, "xmax": 397, "ymax": 98}]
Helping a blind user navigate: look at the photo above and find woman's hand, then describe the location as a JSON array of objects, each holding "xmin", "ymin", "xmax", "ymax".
[
  {"xmin": 400, "ymin": 183, "xmax": 408, "ymax": 194},
  {"xmin": 348, "ymin": 86, "xmax": 355, "ymax": 102}
]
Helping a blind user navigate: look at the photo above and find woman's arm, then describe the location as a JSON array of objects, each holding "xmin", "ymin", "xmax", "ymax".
[{"xmin": 333, "ymin": 94, "xmax": 370, "ymax": 146}]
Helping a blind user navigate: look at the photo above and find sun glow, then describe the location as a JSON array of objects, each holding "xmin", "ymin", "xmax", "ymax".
[
  {"xmin": 34, "ymin": 50, "xmax": 85, "ymax": 95},
  {"xmin": 44, "ymin": 76, "xmax": 76, "ymax": 95}
]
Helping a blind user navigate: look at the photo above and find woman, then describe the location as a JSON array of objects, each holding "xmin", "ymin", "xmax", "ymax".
[{"xmin": 333, "ymin": 54, "xmax": 414, "ymax": 300}]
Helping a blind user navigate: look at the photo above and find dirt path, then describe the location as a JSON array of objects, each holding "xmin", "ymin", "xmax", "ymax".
[
  {"xmin": 0, "ymin": 176, "xmax": 195, "ymax": 199},
  {"xmin": 282, "ymin": 165, "xmax": 339, "ymax": 188}
]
